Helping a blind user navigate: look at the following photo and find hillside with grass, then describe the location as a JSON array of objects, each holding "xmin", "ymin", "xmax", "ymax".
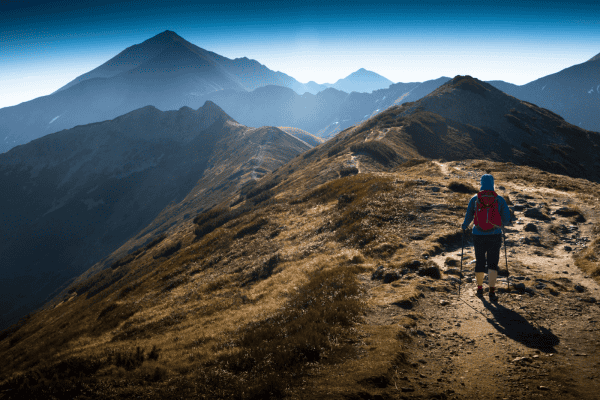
[
  {"xmin": 0, "ymin": 101, "xmax": 309, "ymax": 330},
  {"xmin": 1, "ymin": 76, "xmax": 600, "ymax": 399}
]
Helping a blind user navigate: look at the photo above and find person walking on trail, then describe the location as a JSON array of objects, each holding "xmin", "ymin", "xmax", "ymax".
[{"xmin": 461, "ymin": 174, "xmax": 512, "ymax": 302}]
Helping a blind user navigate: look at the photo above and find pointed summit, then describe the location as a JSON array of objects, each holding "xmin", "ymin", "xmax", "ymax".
[
  {"xmin": 332, "ymin": 68, "xmax": 393, "ymax": 93},
  {"xmin": 139, "ymin": 30, "xmax": 186, "ymax": 48}
]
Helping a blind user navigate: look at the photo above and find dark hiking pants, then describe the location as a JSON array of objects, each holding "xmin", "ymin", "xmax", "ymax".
[{"xmin": 473, "ymin": 234, "xmax": 502, "ymax": 273}]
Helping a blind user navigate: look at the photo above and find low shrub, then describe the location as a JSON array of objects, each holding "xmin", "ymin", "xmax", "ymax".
[
  {"xmin": 234, "ymin": 217, "xmax": 269, "ymax": 239},
  {"xmin": 110, "ymin": 247, "xmax": 143, "ymax": 270},
  {"xmin": 69, "ymin": 268, "xmax": 128, "ymax": 298},
  {"xmin": 193, "ymin": 206, "xmax": 250, "ymax": 240},
  {"xmin": 144, "ymin": 233, "xmax": 167, "ymax": 250},
  {"xmin": 447, "ymin": 180, "xmax": 477, "ymax": 194},
  {"xmin": 244, "ymin": 178, "xmax": 281, "ymax": 200},
  {"xmin": 350, "ymin": 141, "xmax": 398, "ymax": 166},
  {"xmin": 340, "ymin": 166, "xmax": 359, "ymax": 177},
  {"xmin": 327, "ymin": 143, "xmax": 346, "ymax": 157},
  {"xmin": 153, "ymin": 241, "xmax": 181, "ymax": 259},
  {"xmin": 0, "ymin": 356, "xmax": 103, "ymax": 398},
  {"xmin": 399, "ymin": 158, "xmax": 429, "ymax": 168}
]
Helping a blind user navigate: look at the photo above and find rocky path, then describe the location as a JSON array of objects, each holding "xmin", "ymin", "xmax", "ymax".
[{"xmin": 373, "ymin": 161, "xmax": 600, "ymax": 399}]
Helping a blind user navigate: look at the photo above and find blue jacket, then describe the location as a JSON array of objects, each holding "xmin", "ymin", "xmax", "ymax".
[{"xmin": 461, "ymin": 174, "xmax": 511, "ymax": 235}]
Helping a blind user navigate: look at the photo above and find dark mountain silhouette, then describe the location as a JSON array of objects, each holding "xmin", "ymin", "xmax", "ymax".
[
  {"xmin": 0, "ymin": 101, "xmax": 309, "ymax": 329},
  {"xmin": 487, "ymin": 54, "xmax": 600, "ymax": 132}
]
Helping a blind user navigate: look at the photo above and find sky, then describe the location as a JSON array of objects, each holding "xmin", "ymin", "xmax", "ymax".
[{"xmin": 1, "ymin": 0, "xmax": 600, "ymax": 108}]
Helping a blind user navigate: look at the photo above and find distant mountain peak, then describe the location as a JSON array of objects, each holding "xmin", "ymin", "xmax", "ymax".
[
  {"xmin": 140, "ymin": 30, "xmax": 187, "ymax": 48},
  {"xmin": 346, "ymin": 68, "xmax": 385, "ymax": 78}
]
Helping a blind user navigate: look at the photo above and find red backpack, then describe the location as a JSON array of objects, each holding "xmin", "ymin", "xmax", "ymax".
[{"xmin": 474, "ymin": 190, "xmax": 502, "ymax": 230}]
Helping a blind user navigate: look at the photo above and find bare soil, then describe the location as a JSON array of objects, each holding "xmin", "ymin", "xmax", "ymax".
[{"xmin": 360, "ymin": 161, "xmax": 600, "ymax": 399}]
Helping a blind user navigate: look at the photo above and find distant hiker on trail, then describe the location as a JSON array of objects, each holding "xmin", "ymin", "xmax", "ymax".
[{"xmin": 461, "ymin": 174, "xmax": 511, "ymax": 302}]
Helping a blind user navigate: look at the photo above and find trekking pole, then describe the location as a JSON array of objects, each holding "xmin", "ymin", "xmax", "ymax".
[
  {"xmin": 503, "ymin": 228, "xmax": 509, "ymax": 294},
  {"xmin": 459, "ymin": 230, "xmax": 464, "ymax": 298}
]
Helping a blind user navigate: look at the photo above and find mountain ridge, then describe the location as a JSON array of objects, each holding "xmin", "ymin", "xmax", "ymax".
[
  {"xmin": 0, "ymin": 101, "xmax": 309, "ymax": 329},
  {"xmin": 2, "ymin": 79, "xmax": 600, "ymax": 397}
]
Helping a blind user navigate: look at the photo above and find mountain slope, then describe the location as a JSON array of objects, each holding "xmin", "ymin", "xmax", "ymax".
[
  {"xmin": 1, "ymin": 76, "xmax": 600, "ymax": 398},
  {"xmin": 488, "ymin": 55, "xmax": 600, "ymax": 132},
  {"xmin": 277, "ymin": 126, "xmax": 324, "ymax": 147},
  {"xmin": 0, "ymin": 101, "xmax": 309, "ymax": 329}
]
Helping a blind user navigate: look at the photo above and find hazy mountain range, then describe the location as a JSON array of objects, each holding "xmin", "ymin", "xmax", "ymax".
[
  {"xmin": 0, "ymin": 101, "xmax": 309, "ymax": 328},
  {"xmin": 0, "ymin": 31, "xmax": 394, "ymax": 154},
  {"xmin": 2, "ymin": 30, "xmax": 598, "ymax": 155}
]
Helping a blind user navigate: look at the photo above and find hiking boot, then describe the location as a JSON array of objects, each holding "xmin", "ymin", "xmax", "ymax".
[
  {"xmin": 476, "ymin": 288, "xmax": 484, "ymax": 298},
  {"xmin": 489, "ymin": 291, "xmax": 498, "ymax": 302}
]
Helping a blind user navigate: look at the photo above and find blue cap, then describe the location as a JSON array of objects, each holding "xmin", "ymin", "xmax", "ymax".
[{"xmin": 480, "ymin": 174, "xmax": 494, "ymax": 191}]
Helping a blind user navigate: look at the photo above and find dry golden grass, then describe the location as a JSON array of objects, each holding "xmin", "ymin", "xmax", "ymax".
[
  {"xmin": 3, "ymin": 156, "xmax": 599, "ymax": 398},
  {"xmin": 575, "ymin": 223, "xmax": 600, "ymax": 285}
]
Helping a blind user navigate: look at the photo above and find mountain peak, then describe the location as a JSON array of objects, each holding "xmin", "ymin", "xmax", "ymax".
[
  {"xmin": 140, "ymin": 30, "xmax": 187, "ymax": 48},
  {"xmin": 442, "ymin": 75, "xmax": 492, "ymax": 97}
]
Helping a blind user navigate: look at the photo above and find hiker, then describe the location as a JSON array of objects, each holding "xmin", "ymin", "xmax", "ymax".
[{"xmin": 461, "ymin": 174, "xmax": 511, "ymax": 301}]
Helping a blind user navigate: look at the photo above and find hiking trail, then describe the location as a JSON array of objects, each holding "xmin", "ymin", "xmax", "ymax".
[{"xmin": 358, "ymin": 161, "xmax": 600, "ymax": 399}]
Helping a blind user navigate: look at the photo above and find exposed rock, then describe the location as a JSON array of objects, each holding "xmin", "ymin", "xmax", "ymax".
[
  {"xmin": 574, "ymin": 284, "xmax": 586, "ymax": 293},
  {"xmin": 512, "ymin": 356, "xmax": 532, "ymax": 363},
  {"xmin": 522, "ymin": 236, "xmax": 542, "ymax": 246},
  {"xmin": 440, "ymin": 300, "xmax": 450, "ymax": 306},
  {"xmin": 564, "ymin": 245, "xmax": 573, "ymax": 252},
  {"xmin": 524, "ymin": 208, "xmax": 551, "ymax": 221},
  {"xmin": 418, "ymin": 263, "xmax": 442, "ymax": 279},
  {"xmin": 524, "ymin": 223, "xmax": 538, "ymax": 233},
  {"xmin": 371, "ymin": 266, "xmax": 402, "ymax": 283},
  {"xmin": 579, "ymin": 297, "xmax": 597, "ymax": 304}
]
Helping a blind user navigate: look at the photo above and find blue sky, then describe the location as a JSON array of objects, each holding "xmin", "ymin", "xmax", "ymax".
[{"xmin": 1, "ymin": 0, "xmax": 599, "ymax": 108}]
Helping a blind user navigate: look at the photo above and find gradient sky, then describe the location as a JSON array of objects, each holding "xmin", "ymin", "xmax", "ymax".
[{"xmin": 1, "ymin": 0, "xmax": 599, "ymax": 108}]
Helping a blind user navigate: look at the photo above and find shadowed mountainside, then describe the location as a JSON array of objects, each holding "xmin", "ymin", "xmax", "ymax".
[
  {"xmin": 488, "ymin": 53, "xmax": 600, "ymax": 132},
  {"xmin": 0, "ymin": 101, "xmax": 309, "ymax": 329}
]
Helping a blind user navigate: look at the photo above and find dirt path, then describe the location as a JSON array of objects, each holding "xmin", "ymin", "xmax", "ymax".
[{"xmin": 373, "ymin": 161, "xmax": 600, "ymax": 399}]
